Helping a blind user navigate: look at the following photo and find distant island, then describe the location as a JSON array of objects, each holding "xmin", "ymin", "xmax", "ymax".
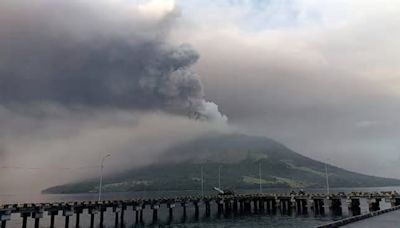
[{"xmin": 43, "ymin": 133, "xmax": 400, "ymax": 194}]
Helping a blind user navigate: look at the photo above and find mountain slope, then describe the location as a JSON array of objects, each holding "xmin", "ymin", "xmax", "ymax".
[{"xmin": 43, "ymin": 133, "xmax": 400, "ymax": 193}]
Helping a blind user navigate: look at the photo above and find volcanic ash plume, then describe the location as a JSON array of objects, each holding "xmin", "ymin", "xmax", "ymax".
[{"xmin": 0, "ymin": 0, "xmax": 227, "ymax": 123}]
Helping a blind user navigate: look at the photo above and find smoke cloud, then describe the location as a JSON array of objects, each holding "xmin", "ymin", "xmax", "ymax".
[
  {"xmin": 0, "ymin": 105, "xmax": 230, "ymax": 193},
  {"xmin": 0, "ymin": 0, "xmax": 229, "ymax": 193},
  {"xmin": 0, "ymin": 0, "xmax": 226, "ymax": 123}
]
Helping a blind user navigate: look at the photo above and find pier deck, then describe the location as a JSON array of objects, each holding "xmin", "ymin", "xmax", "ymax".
[
  {"xmin": 1, "ymin": 192, "xmax": 399, "ymax": 228},
  {"xmin": 343, "ymin": 209, "xmax": 400, "ymax": 228}
]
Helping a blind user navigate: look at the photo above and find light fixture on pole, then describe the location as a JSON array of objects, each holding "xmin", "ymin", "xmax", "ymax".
[
  {"xmin": 98, "ymin": 154, "xmax": 111, "ymax": 201},
  {"xmin": 218, "ymin": 165, "xmax": 221, "ymax": 189},
  {"xmin": 259, "ymin": 162, "xmax": 262, "ymax": 193},
  {"xmin": 325, "ymin": 163, "xmax": 330, "ymax": 195},
  {"xmin": 201, "ymin": 166, "xmax": 204, "ymax": 197}
]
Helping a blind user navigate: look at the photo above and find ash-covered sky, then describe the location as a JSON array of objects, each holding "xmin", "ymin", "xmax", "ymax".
[
  {"xmin": 174, "ymin": 0, "xmax": 400, "ymax": 178},
  {"xmin": 1, "ymin": 0, "xmax": 400, "ymax": 193}
]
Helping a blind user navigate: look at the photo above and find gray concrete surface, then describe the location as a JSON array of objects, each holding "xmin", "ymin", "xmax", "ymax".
[{"xmin": 343, "ymin": 210, "xmax": 400, "ymax": 228}]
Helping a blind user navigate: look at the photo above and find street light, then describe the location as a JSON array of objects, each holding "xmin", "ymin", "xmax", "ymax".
[
  {"xmin": 201, "ymin": 166, "xmax": 204, "ymax": 197},
  {"xmin": 259, "ymin": 162, "xmax": 262, "ymax": 193},
  {"xmin": 218, "ymin": 165, "xmax": 221, "ymax": 189},
  {"xmin": 325, "ymin": 163, "xmax": 330, "ymax": 195},
  {"xmin": 98, "ymin": 154, "xmax": 111, "ymax": 201}
]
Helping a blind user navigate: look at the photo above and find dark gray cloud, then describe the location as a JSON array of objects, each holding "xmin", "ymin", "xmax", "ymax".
[
  {"xmin": 0, "ymin": 0, "xmax": 230, "ymax": 193},
  {"xmin": 2, "ymin": 0, "xmax": 400, "ymax": 193},
  {"xmin": 0, "ymin": 0, "xmax": 226, "ymax": 122}
]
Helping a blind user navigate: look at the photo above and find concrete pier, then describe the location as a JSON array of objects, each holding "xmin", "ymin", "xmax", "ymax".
[{"xmin": 1, "ymin": 192, "xmax": 400, "ymax": 227}]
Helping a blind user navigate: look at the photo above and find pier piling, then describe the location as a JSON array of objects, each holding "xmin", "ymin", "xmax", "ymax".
[{"xmin": 2, "ymin": 191, "xmax": 400, "ymax": 227}]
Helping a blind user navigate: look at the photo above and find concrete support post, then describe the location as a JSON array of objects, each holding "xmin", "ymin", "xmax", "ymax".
[
  {"xmin": 99, "ymin": 206, "xmax": 106, "ymax": 228},
  {"xmin": 368, "ymin": 198, "xmax": 381, "ymax": 212},
  {"xmin": 139, "ymin": 210, "xmax": 143, "ymax": 223},
  {"xmin": 75, "ymin": 213, "xmax": 79, "ymax": 228},
  {"xmin": 233, "ymin": 200, "xmax": 238, "ymax": 214},
  {"xmin": 390, "ymin": 198, "xmax": 400, "ymax": 207},
  {"xmin": 32, "ymin": 208, "xmax": 43, "ymax": 228},
  {"xmin": 0, "ymin": 209, "xmax": 10, "ymax": 228},
  {"xmin": 313, "ymin": 199, "xmax": 325, "ymax": 215},
  {"xmin": 74, "ymin": 208, "xmax": 83, "ymax": 228},
  {"xmin": 217, "ymin": 200, "xmax": 223, "ymax": 215},
  {"xmin": 194, "ymin": 202, "xmax": 199, "ymax": 218},
  {"xmin": 168, "ymin": 203, "xmax": 175, "ymax": 220},
  {"xmin": 205, "ymin": 201, "xmax": 211, "ymax": 217},
  {"xmin": 34, "ymin": 218, "xmax": 39, "ymax": 228},
  {"xmin": 244, "ymin": 200, "xmax": 251, "ymax": 213},
  {"xmin": 20, "ymin": 212, "xmax": 30, "ymax": 228},
  {"xmin": 152, "ymin": 204, "xmax": 159, "ymax": 222},
  {"xmin": 295, "ymin": 199, "xmax": 302, "ymax": 214},
  {"xmin": 239, "ymin": 200, "xmax": 244, "ymax": 214},
  {"xmin": 135, "ymin": 210, "xmax": 139, "ymax": 224},
  {"xmin": 319, "ymin": 199, "xmax": 325, "ymax": 214},
  {"xmin": 0, "ymin": 210, "xmax": 10, "ymax": 228},
  {"xmin": 253, "ymin": 199, "xmax": 258, "ymax": 213},
  {"xmin": 181, "ymin": 202, "xmax": 187, "ymax": 219},
  {"xmin": 112, "ymin": 206, "xmax": 120, "ymax": 227},
  {"xmin": 347, "ymin": 198, "xmax": 361, "ymax": 216},
  {"xmin": 330, "ymin": 199, "xmax": 342, "ymax": 215},
  {"xmin": 63, "ymin": 208, "xmax": 73, "ymax": 228},
  {"xmin": 48, "ymin": 210, "xmax": 58, "ymax": 228},
  {"xmin": 65, "ymin": 216, "xmax": 70, "ymax": 228},
  {"xmin": 301, "ymin": 199, "xmax": 308, "ymax": 214},
  {"xmin": 90, "ymin": 214, "xmax": 94, "ymax": 228},
  {"xmin": 120, "ymin": 205, "xmax": 126, "ymax": 226},
  {"xmin": 265, "ymin": 200, "xmax": 270, "ymax": 213},
  {"xmin": 279, "ymin": 199, "xmax": 286, "ymax": 213},
  {"xmin": 272, "ymin": 199, "xmax": 278, "ymax": 213},
  {"xmin": 224, "ymin": 200, "xmax": 232, "ymax": 214},
  {"xmin": 294, "ymin": 199, "xmax": 299, "ymax": 214},
  {"xmin": 88, "ymin": 207, "xmax": 98, "ymax": 228},
  {"xmin": 289, "ymin": 198, "xmax": 296, "ymax": 214},
  {"xmin": 134, "ymin": 205, "xmax": 141, "ymax": 224},
  {"xmin": 259, "ymin": 199, "xmax": 265, "ymax": 212},
  {"xmin": 275, "ymin": 199, "xmax": 281, "ymax": 213}
]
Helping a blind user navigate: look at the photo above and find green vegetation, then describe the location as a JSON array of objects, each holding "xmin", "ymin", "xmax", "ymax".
[
  {"xmin": 242, "ymin": 176, "xmax": 276, "ymax": 185},
  {"xmin": 42, "ymin": 133, "xmax": 400, "ymax": 194},
  {"xmin": 272, "ymin": 176, "xmax": 312, "ymax": 188},
  {"xmin": 282, "ymin": 160, "xmax": 326, "ymax": 177}
]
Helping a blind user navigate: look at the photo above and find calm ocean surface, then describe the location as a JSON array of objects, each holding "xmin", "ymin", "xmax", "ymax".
[{"xmin": 1, "ymin": 186, "xmax": 400, "ymax": 228}]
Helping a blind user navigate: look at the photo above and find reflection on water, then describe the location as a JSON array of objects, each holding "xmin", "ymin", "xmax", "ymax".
[{"xmin": 1, "ymin": 186, "xmax": 400, "ymax": 228}]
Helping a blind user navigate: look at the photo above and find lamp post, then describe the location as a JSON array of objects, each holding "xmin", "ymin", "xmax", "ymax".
[
  {"xmin": 201, "ymin": 166, "xmax": 204, "ymax": 197},
  {"xmin": 259, "ymin": 162, "xmax": 262, "ymax": 193},
  {"xmin": 98, "ymin": 154, "xmax": 111, "ymax": 201},
  {"xmin": 218, "ymin": 165, "xmax": 221, "ymax": 189},
  {"xmin": 325, "ymin": 163, "xmax": 330, "ymax": 195}
]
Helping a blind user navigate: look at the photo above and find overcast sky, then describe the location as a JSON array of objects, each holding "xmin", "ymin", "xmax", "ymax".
[
  {"xmin": 1, "ymin": 0, "xmax": 400, "ymax": 194},
  {"xmin": 174, "ymin": 0, "xmax": 400, "ymax": 178}
]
